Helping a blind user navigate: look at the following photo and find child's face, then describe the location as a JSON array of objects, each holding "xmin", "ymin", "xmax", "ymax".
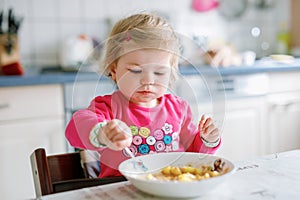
[{"xmin": 111, "ymin": 49, "xmax": 172, "ymax": 107}]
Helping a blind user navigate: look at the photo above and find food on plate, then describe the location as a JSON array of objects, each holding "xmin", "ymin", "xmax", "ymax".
[
  {"xmin": 119, "ymin": 153, "xmax": 236, "ymax": 198},
  {"xmin": 146, "ymin": 159, "xmax": 229, "ymax": 182}
]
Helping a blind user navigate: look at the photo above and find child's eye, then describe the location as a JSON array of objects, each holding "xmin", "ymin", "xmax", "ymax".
[
  {"xmin": 154, "ymin": 72, "xmax": 165, "ymax": 76},
  {"xmin": 128, "ymin": 69, "xmax": 142, "ymax": 74}
]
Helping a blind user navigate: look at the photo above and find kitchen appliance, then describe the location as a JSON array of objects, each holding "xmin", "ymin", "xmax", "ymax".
[{"xmin": 60, "ymin": 34, "xmax": 94, "ymax": 71}]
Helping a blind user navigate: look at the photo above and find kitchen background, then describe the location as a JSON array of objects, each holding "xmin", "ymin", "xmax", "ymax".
[
  {"xmin": 0, "ymin": 0, "xmax": 294, "ymax": 69},
  {"xmin": 1, "ymin": 1, "xmax": 300, "ymax": 200}
]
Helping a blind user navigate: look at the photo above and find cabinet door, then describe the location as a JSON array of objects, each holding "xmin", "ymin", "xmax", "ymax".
[
  {"xmin": 267, "ymin": 92, "xmax": 300, "ymax": 153},
  {"xmin": 0, "ymin": 85, "xmax": 64, "ymax": 121},
  {"xmin": 202, "ymin": 97, "xmax": 266, "ymax": 161},
  {"xmin": 0, "ymin": 84, "xmax": 66, "ymax": 199},
  {"xmin": 0, "ymin": 118, "xmax": 66, "ymax": 200}
]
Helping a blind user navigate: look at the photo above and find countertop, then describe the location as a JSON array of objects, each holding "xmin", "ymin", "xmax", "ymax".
[
  {"xmin": 39, "ymin": 150, "xmax": 300, "ymax": 200},
  {"xmin": 1, "ymin": 59, "xmax": 300, "ymax": 87}
]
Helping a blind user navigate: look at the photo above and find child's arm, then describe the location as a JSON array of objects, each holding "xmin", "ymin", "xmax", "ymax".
[
  {"xmin": 65, "ymin": 97, "xmax": 112, "ymax": 150},
  {"xmin": 65, "ymin": 109, "xmax": 105, "ymax": 150},
  {"xmin": 66, "ymin": 97, "xmax": 132, "ymax": 151}
]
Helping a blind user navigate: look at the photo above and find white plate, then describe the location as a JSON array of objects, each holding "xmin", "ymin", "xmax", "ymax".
[{"xmin": 119, "ymin": 152, "xmax": 235, "ymax": 198}]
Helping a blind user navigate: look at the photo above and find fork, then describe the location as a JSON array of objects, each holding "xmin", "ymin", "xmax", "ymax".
[{"xmin": 124, "ymin": 147, "xmax": 148, "ymax": 172}]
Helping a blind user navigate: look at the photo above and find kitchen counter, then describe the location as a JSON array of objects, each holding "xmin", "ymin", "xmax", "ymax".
[
  {"xmin": 0, "ymin": 67, "xmax": 102, "ymax": 87},
  {"xmin": 38, "ymin": 150, "xmax": 300, "ymax": 200},
  {"xmin": 1, "ymin": 59, "xmax": 300, "ymax": 87}
]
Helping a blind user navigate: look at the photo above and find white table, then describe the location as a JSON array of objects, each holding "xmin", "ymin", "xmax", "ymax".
[{"xmin": 40, "ymin": 150, "xmax": 300, "ymax": 200}]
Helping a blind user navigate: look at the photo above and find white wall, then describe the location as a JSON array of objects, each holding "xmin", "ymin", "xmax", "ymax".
[{"xmin": 1, "ymin": 0, "xmax": 290, "ymax": 68}]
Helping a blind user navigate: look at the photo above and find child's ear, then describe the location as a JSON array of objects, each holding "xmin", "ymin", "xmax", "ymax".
[{"xmin": 110, "ymin": 63, "xmax": 117, "ymax": 81}]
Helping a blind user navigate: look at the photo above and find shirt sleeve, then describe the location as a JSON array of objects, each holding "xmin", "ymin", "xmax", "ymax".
[{"xmin": 65, "ymin": 96, "xmax": 113, "ymax": 150}]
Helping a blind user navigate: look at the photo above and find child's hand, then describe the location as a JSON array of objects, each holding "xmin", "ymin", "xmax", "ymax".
[
  {"xmin": 97, "ymin": 119, "xmax": 132, "ymax": 151},
  {"xmin": 198, "ymin": 115, "xmax": 220, "ymax": 143}
]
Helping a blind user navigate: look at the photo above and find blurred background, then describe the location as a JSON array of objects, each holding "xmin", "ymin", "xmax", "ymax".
[
  {"xmin": 1, "ymin": 1, "xmax": 300, "ymax": 199},
  {"xmin": 1, "ymin": 0, "xmax": 298, "ymax": 69}
]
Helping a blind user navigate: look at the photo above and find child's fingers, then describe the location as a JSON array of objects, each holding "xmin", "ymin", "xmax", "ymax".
[
  {"xmin": 110, "ymin": 127, "xmax": 132, "ymax": 142},
  {"xmin": 103, "ymin": 121, "xmax": 117, "ymax": 139},
  {"xmin": 203, "ymin": 117, "xmax": 213, "ymax": 128},
  {"xmin": 202, "ymin": 128, "xmax": 220, "ymax": 143},
  {"xmin": 110, "ymin": 133, "xmax": 128, "ymax": 142},
  {"xmin": 105, "ymin": 120, "xmax": 129, "ymax": 137},
  {"xmin": 200, "ymin": 114, "xmax": 206, "ymax": 121},
  {"xmin": 103, "ymin": 131, "xmax": 132, "ymax": 151},
  {"xmin": 200, "ymin": 117, "xmax": 212, "ymax": 134},
  {"xmin": 209, "ymin": 127, "xmax": 220, "ymax": 139},
  {"xmin": 199, "ymin": 114, "xmax": 207, "ymax": 129},
  {"xmin": 203, "ymin": 123, "xmax": 215, "ymax": 135}
]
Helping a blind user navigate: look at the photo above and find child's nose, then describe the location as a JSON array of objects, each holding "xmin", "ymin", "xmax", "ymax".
[{"xmin": 140, "ymin": 73, "xmax": 155, "ymax": 85}]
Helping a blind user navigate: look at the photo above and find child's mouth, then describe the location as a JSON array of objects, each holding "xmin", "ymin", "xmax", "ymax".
[{"xmin": 139, "ymin": 91, "xmax": 152, "ymax": 95}]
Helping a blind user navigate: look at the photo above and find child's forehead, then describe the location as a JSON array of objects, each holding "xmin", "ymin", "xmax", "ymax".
[
  {"xmin": 122, "ymin": 49, "xmax": 173, "ymax": 60},
  {"xmin": 119, "ymin": 50, "xmax": 173, "ymax": 67}
]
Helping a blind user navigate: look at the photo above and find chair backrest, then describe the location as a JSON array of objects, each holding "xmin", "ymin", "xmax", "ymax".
[
  {"xmin": 30, "ymin": 148, "xmax": 86, "ymax": 197},
  {"xmin": 30, "ymin": 148, "xmax": 126, "ymax": 198}
]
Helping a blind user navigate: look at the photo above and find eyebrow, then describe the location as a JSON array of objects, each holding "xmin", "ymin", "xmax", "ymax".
[
  {"xmin": 128, "ymin": 63, "xmax": 170, "ymax": 68},
  {"xmin": 126, "ymin": 62, "xmax": 140, "ymax": 66}
]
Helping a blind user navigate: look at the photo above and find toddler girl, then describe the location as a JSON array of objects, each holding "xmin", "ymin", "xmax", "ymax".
[{"xmin": 65, "ymin": 13, "xmax": 221, "ymax": 178}]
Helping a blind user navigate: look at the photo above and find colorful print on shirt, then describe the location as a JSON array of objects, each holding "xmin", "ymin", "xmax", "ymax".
[{"xmin": 122, "ymin": 122, "xmax": 180, "ymax": 157}]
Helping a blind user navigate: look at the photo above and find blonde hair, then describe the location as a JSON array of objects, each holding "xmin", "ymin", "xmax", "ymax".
[{"xmin": 102, "ymin": 13, "xmax": 181, "ymax": 86}]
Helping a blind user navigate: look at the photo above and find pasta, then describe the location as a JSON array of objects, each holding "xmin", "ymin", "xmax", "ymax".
[{"xmin": 146, "ymin": 159, "xmax": 228, "ymax": 182}]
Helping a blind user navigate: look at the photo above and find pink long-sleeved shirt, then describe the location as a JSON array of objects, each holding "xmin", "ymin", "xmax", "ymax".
[{"xmin": 65, "ymin": 90, "xmax": 220, "ymax": 178}]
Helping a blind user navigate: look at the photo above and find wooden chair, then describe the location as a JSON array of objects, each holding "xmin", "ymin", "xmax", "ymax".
[{"xmin": 30, "ymin": 148, "xmax": 126, "ymax": 198}]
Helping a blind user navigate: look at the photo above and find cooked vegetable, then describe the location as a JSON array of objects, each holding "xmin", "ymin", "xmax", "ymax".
[{"xmin": 146, "ymin": 159, "xmax": 228, "ymax": 182}]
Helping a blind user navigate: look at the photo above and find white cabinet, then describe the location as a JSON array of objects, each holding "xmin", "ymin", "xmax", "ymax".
[
  {"xmin": 196, "ymin": 96, "xmax": 266, "ymax": 161},
  {"xmin": 266, "ymin": 71, "xmax": 300, "ymax": 154},
  {"xmin": 182, "ymin": 71, "xmax": 300, "ymax": 161},
  {"xmin": 179, "ymin": 74, "xmax": 268, "ymax": 161},
  {"xmin": 0, "ymin": 85, "xmax": 66, "ymax": 200},
  {"xmin": 267, "ymin": 92, "xmax": 300, "ymax": 153},
  {"xmin": 215, "ymin": 97, "xmax": 267, "ymax": 161}
]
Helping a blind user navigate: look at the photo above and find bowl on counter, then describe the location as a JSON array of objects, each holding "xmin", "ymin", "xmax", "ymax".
[{"xmin": 119, "ymin": 152, "xmax": 235, "ymax": 198}]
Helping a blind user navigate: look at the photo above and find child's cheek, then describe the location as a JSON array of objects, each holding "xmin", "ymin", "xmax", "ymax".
[{"xmin": 155, "ymin": 76, "xmax": 170, "ymax": 88}]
